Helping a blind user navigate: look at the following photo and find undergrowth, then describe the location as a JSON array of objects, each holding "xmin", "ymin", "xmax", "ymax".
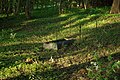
[{"xmin": 0, "ymin": 7, "xmax": 120, "ymax": 80}]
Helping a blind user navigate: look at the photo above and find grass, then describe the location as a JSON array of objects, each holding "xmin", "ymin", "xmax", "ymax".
[{"xmin": 0, "ymin": 7, "xmax": 120, "ymax": 80}]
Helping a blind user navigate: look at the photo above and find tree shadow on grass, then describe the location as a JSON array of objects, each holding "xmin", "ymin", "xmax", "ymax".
[
  {"xmin": 0, "ymin": 7, "xmax": 108, "ymax": 31},
  {"xmin": 0, "ymin": 13, "xmax": 87, "ymax": 42},
  {"xmin": 1, "ymin": 15, "xmax": 117, "ymax": 68},
  {"xmin": 64, "ymin": 21, "xmax": 120, "ymax": 55},
  {"xmin": 6, "ymin": 59, "xmax": 90, "ymax": 80},
  {"xmin": 0, "ymin": 14, "xmax": 101, "ymax": 66},
  {"xmin": 82, "ymin": 22, "xmax": 120, "ymax": 47},
  {"xmin": 0, "ymin": 53, "xmax": 30, "ymax": 69},
  {"xmin": 0, "ymin": 13, "xmax": 77, "ymax": 42},
  {"xmin": 0, "ymin": 42, "xmax": 43, "ymax": 69},
  {"xmin": 0, "ymin": 19, "xmax": 120, "ymax": 67},
  {"xmin": 0, "ymin": 43, "xmax": 43, "ymax": 52},
  {"xmin": 0, "ymin": 7, "xmax": 59, "ymax": 30},
  {"xmin": 9, "ymin": 52, "xmax": 120, "ymax": 80},
  {"xmin": 0, "ymin": 8, "xmax": 103, "ymax": 44},
  {"xmin": 18, "ymin": 13, "xmax": 100, "ymax": 41}
]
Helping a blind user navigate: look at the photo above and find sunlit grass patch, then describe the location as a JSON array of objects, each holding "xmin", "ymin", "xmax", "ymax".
[{"xmin": 0, "ymin": 7, "xmax": 120, "ymax": 79}]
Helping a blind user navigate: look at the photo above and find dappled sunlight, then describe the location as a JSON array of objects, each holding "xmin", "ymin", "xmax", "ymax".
[
  {"xmin": 21, "ymin": 19, "xmax": 38, "ymax": 26},
  {"xmin": 0, "ymin": 6, "xmax": 120, "ymax": 80},
  {"xmin": 20, "ymin": 13, "xmax": 102, "ymax": 43},
  {"xmin": 59, "ymin": 14, "xmax": 69, "ymax": 17},
  {"xmin": 84, "ymin": 14, "xmax": 120, "ymax": 29}
]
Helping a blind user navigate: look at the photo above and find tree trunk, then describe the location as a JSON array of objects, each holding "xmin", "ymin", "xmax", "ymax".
[
  {"xmin": 59, "ymin": 0, "xmax": 62, "ymax": 14},
  {"xmin": 25, "ymin": 0, "xmax": 31, "ymax": 19},
  {"xmin": 81, "ymin": 0, "xmax": 84, "ymax": 8},
  {"xmin": 83, "ymin": 0, "xmax": 88, "ymax": 9},
  {"xmin": 7, "ymin": 0, "xmax": 13, "ymax": 14},
  {"xmin": 0, "ymin": 0, "xmax": 2, "ymax": 13},
  {"xmin": 15, "ymin": 0, "xmax": 21, "ymax": 15},
  {"xmin": 110, "ymin": 0, "xmax": 120, "ymax": 14},
  {"xmin": 5, "ymin": 0, "xmax": 9, "ymax": 17},
  {"xmin": 36, "ymin": 1, "xmax": 39, "ymax": 9}
]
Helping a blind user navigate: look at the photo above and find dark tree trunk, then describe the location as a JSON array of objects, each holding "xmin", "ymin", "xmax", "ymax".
[
  {"xmin": 83, "ymin": 0, "xmax": 89, "ymax": 9},
  {"xmin": 5, "ymin": 0, "xmax": 9, "ymax": 17},
  {"xmin": 81, "ymin": 0, "xmax": 84, "ymax": 8},
  {"xmin": 15, "ymin": 0, "xmax": 21, "ymax": 15},
  {"xmin": 36, "ymin": 1, "xmax": 39, "ymax": 9},
  {"xmin": 25, "ymin": 0, "xmax": 31, "ymax": 19},
  {"xmin": 110, "ymin": 0, "xmax": 120, "ymax": 14},
  {"xmin": 59, "ymin": 0, "xmax": 62, "ymax": 14},
  {"xmin": 0, "ymin": 0, "xmax": 2, "ymax": 13},
  {"xmin": 7, "ymin": 0, "xmax": 13, "ymax": 14},
  {"xmin": 0, "ymin": 0, "xmax": 6, "ymax": 13}
]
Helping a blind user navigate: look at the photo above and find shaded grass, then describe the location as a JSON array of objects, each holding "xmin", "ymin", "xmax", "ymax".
[
  {"xmin": 7, "ymin": 52, "xmax": 120, "ymax": 80},
  {"xmin": 0, "ymin": 7, "xmax": 120, "ymax": 79}
]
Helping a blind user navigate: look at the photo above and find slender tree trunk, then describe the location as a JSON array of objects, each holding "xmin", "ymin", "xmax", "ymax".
[
  {"xmin": 78, "ymin": 0, "xmax": 81, "ymax": 7},
  {"xmin": 7, "ymin": 0, "xmax": 13, "ymax": 14},
  {"xmin": 68, "ymin": 0, "xmax": 72, "ymax": 9},
  {"xmin": 0, "ymin": 0, "xmax": 2, "ymax": 13},
  {"xmin": 0, "ymin": 0, "xmax": 5, "ymax": 13},
  {"xmin": 25, "ymin": 0, "xmax": 31, "ymax": 19},
  {"xmin": 15, "ymin": 0, "xmax": 20, "ymax": 15},
  {"xmin": 13, "ymin": 0, "xmax": 17, "ymax": 15},
  {"xmin": 1, "ymin": 0, "xmax": 5, "ymax": 13},
  {"xmin": 5, "ymin": 0, "xmax": 9, "ymax": 17},
  {"xmin": 84, "ymin": 0, "xmax": 88, "ymax": 9},
  {"xmin": 110, "ymin": 0, "xmax": 120, "ymax": 14},
  {"xmin": 36, "ymin": 1, "xmax": 39, "ymax": 9},
  {"xmin": 81, "ymin": 0, "xmax": 84, "ymax": 8},
  {"xmin": 59, "ymin": 0, "xmax": 62, "ymax": 14}
]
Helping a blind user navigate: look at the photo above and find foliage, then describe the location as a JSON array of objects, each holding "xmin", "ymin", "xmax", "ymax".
[
  {"xmin": 0, "ymin": 0, "xmax": 114, "ymax": 18},
  {"xmin": 87, "ymin": 52, "xmax": 120, "ymax": 80},
  {"xmin": 0, "ymin": 7, "xmax": 120, "ymax": 80}
]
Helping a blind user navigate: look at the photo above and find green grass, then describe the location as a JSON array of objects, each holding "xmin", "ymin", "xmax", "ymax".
[{"xmin": 0, "ymin": 7, "xmax": 120, "ymax": 80}]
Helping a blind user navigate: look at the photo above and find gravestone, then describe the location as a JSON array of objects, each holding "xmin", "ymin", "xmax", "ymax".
[{"xmin": 43, "ymin": 38, "xmax": 75, "ymax": 50}]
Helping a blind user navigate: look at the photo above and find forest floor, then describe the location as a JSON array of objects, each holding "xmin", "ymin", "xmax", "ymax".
[{"xmin": 0, "ymin": 7, "xmax": 120, "ymax": 80}]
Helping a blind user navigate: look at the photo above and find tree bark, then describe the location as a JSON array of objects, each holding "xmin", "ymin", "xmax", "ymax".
[
  {"xmin": 59, "ymin": 0, "xmax": 62, "ymax": 14},
  {"xmin": 110, "ymin": 0, "xmax": 120, "ymax": 14},
  {"xmin": 25, "ymin": 0, "xmax": 31, "ymax": 19},
  {"xmin": 15, "ymin": 0, "xmax": 21, "ymax": 15},
  {"xmin": 0, "ymin": 0, "xmax": 2, "ymax": 13},
  {"xmin": 83, "ymin": 0, "xmax": 89, "ymax": 9},
  {"xmin": 5, "ymin": 0, "xmax": 9, "ymax": 17}
]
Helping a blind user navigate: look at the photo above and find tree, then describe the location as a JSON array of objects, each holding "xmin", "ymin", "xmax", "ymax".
[
  {"xmin": 25, "ymin": 0, "xmax": 31, "ymax": 19},
  {"xmin": 83, "ymin": 0, "xmax": 89, "ymax": 9},
  {"xmin": 15, "ymin": 0, "xmax": 21, "ymax": 15},
  {"xmin": 110, "ymin": 0, "xmax": 120, "ymax": 14},
  {"xmin": 0, "ymin": 0, "xmax": 4, "ymax": 13}
]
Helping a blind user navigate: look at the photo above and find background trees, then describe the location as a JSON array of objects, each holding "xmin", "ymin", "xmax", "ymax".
[{"xmin": 0, "ymin": 0, "xmax": 119, "ymax": 19}]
